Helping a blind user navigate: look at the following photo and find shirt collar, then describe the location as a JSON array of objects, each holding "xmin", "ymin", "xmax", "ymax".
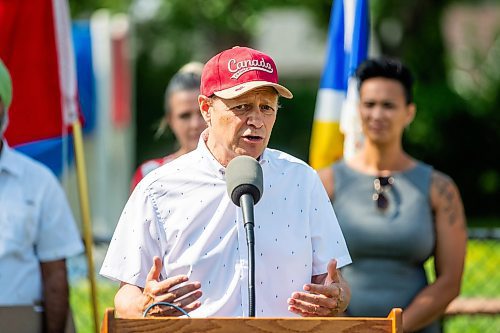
[
  {"xmin": 0, "ymin": 140, "xmax": 23, "ymax": 177},
  {"xmin": 195, "ymin": 129, "xmax": 269, "ymax": 180}
]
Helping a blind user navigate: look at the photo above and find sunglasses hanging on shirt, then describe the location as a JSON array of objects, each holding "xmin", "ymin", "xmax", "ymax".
[{"xmin": 373, "ymin": 176, "xmax": 394, "ymax": 211}]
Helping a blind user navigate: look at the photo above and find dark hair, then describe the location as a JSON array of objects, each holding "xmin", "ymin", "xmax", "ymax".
[{"xmin": 356, "ymin": 57, "xmax": 414, "ymax": 104}]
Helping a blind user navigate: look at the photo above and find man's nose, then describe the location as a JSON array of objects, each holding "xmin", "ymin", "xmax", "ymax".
[
  {"xmin": 371, "ymin": 105, "xmax": 384, "ymax": 118},
  {"xmin": 246, "ymin": 107, "xmax": 264, "ymax": 128}
]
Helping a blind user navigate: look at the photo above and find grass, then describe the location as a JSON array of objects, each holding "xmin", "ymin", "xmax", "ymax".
[
  {"xmin": 70, "ymin": 239, "xmax": 500, "ymax": 332},
  {"xmin": 69, "ymin": 278, "xmax": 118, "ymax": 333}
]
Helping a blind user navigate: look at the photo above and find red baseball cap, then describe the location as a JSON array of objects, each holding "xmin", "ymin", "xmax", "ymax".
[{"xmin": 200, "ymin": 46, "xmax": 293, "ymax": 99}]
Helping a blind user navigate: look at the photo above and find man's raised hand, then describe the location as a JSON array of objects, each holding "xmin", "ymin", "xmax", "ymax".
[{"xmin": 142, "ymin": 256, "xmax": 203, "ymax": 316}]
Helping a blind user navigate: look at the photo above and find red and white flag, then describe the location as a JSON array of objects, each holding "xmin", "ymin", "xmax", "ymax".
[{"xmin": 0, "ymin": 0, "xmax": 79, "ymax": 173}]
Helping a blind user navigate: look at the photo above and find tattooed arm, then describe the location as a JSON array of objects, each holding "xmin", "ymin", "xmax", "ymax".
[{"xmin": 402, "ymin": 171, "xmax": 467, "ymax": 332}]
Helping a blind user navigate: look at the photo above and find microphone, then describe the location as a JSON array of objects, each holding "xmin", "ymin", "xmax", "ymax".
[
  {"xmin": 226, "ymin": 155, "xmax": 263, "ymax": 317},
  {"xmin": 226, "ymin": 155, "xmax": 263, "ymax": 206}
]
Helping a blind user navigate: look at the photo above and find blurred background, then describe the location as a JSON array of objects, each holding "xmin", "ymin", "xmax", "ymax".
[
  {"xmin": 70, "ymin": 0, "xmax": 500, "ymax": 225},
  {"xmin": 62, "ymin": 0, "xmax": 500, "ymax": 332}
]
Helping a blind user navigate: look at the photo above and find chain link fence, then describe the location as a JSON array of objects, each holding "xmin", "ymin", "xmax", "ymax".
[
  {"xmin": 443, "ymin": 228, "xmax": 500, "ymax": 333},
  {"xmin": 68, "ymin": 228, "xmax": 500, "ymax": 332}
]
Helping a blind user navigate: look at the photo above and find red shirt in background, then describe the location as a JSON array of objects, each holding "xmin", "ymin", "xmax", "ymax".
[{"xmin": 130, "ymin": 154, "xmax": 176, "ymax": 192}]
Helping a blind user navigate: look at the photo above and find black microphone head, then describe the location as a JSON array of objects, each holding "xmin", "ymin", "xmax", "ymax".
[{"xmin": 225, "ymin": 155, "xmax": 263, "ymax": 207}]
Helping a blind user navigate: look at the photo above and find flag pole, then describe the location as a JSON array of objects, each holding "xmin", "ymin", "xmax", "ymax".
[{"xmin": 72, "ymin": 119, "xmax": 99, "ymax": 333}]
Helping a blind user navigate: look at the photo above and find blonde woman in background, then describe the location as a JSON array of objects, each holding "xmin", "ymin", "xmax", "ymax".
[{"xmin": 131, "ymin": 62, "xmax": 207, "ymax": 191}]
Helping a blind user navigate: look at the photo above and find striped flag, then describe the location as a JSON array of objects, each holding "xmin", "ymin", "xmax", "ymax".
[
  {"xmin": 0, "ymin": 0, "xmax": 79, "ymax": 176},
  {"xmin": 309, "ymin": 0, "xmax": 370, "ymax": 169},
  {"xmin": 72, "ymin": 21, "xmax": 97, "ymax": 135}
]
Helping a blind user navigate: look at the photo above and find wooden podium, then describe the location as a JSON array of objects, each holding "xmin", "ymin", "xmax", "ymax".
[{"xmin": 101, "ymin": 307, "xmax": 402, "ymax": 333}]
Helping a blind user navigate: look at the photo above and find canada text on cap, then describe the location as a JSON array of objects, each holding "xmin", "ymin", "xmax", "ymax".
[{"xmin": 200, "ymin": 46, "xmax": 292, "ymax": 100}]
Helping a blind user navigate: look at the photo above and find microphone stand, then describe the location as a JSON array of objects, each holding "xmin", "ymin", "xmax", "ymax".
[{"xmin": 240, "ymin": 194, "xmax": 256, "ymax": 317}]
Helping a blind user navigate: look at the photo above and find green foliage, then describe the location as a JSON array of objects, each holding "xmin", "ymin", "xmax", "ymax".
[
  {"xmin": 269, "ymin": 78, "xmax": 319, "ymax": 161},
  {"xmin": 404, "ymin": 79, "xmax": 500, "ymax": 218},
  {"xmin": 68, "ymin": 0, "xmax": 129, "ymax": 18}
]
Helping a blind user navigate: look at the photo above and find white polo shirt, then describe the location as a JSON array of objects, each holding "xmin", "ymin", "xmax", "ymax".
[
  {"xmin": 0, "ymin": 142, "xmax": 84, "ymax": 305},
  {"xmin": 101, "ymin": 134, "xmax": 351, "ymax": 317}
]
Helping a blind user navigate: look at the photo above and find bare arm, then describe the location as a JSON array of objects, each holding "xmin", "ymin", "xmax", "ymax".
[
  {"xmin": 402, "ymin": 171, "xmax": 467, "ymax": 332},
  {"xmin": 317, "ymin": 167, "xmax": 334, "ymax": 199},
  {"xmin": 40, "ymin": 259, "xmax": 69, "ymax": 333}
]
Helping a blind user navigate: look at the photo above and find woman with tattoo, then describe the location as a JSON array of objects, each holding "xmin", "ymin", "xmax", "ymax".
[{"xmin": 318, "ymin": 57, "xmax": 467, "ymax": 333}]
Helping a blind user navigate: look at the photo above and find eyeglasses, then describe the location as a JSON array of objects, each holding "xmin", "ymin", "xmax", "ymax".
[{"xmin": 373, "ymin": 176, "xmax": 394, "ymax": 211}]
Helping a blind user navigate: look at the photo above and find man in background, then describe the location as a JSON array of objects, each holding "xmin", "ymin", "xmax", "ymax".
[{"xmin": 0, "ymin": 59, "xmax": 83, "ymax": 332}]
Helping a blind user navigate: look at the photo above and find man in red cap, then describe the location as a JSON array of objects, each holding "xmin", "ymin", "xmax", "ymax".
[{"xmin": 101, "ymin": 46, "xmax": 352, "ymax": 318}]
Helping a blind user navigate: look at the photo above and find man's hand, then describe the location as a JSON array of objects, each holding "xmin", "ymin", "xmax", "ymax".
[
  {"xmin": 142, "ymin": 256, "xmax": 203, "ymax": 317},
  {"xmin": 287, "ymin": 259, "xmax": 349, "ymax": 317}
]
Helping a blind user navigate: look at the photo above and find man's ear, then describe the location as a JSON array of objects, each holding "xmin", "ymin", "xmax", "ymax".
[{"xmin": 198, "ymin": 95, "xmax": 211, "ymax": 126}]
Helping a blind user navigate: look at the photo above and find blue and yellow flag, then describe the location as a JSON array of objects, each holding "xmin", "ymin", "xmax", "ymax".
[{"xmin": 309, "ymin": 0, "xmax": 370, "ymax": 169}]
